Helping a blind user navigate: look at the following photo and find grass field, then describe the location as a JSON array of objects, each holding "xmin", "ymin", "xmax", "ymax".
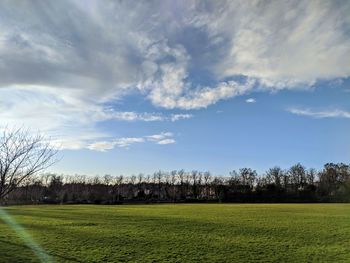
[{"xmin": 0, "ymin": 204, "xmax": 349, "ymax": 262}]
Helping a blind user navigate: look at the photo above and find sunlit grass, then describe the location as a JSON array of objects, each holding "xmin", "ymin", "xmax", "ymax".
[
  {"xmin": 0, "ymin": 208, "xmax": 52, "ymax": 263},
  {"xmin": 0, "ymin": 204, "xmax": 349, "ymax": 262}
]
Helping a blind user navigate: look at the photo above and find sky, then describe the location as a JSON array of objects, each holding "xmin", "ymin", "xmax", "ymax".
[{"xmin": 0, "ymin": 0, "xmax": 349, "ymax": 176}]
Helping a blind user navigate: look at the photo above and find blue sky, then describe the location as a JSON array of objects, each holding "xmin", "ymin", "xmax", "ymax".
[{"xmin": 0, "ymin": 1, "xmax": 349, "ymax": 176}]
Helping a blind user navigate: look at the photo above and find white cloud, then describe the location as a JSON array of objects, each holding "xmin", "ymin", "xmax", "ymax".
[
  {"xmin": 170, "ymin": 79, "xmax": 255, "ymax": 109},
  {"xmin": 170, "ymin": 114, "xmax": 193, "ymax": 122},
  {"xmin": 111, "ymin": 112, "xmax": 163, "ymax": 122},
  {"xmin": 0, "ymin": 85, "xmax": 110, "ymax": 150},
  {"xmin": 1, "ymin": 0, "xmax": 349, "ymax": 148},
  {"xmin": 114, "ymin": 137, "xmax": 145, "ymax": 148},
  {"xmin": 288, "ymin": 107, "xmax": 350, "ymax": 119},
  {"xmin": 1, "ymin": 1, "xmax": 349, "ymax": 100},
  {"xmin": 87, "ymin": 132, "xmax": 176, "ymax": 151},
  {"xmin": 201, "ymin": 1, "xmax": 350, "ymax": 88},
  {"xmin": 87, "ymin": 137, "xmax": 146, "ymax": 151},
  {"xmin": 245, "ymin": 98, "xmax": 256, "ymax": 103},
  {"xmin": 112, "ymin": 112, "xmax": 193, "ymax": 122},
  {"xmin": 157, "ymin": 139, "xmax": 176, "ymax": 145},
  {"xmin": 146, "ymin": 132, "xmax": 174, "ymax": 142},
  {"xmin": 87, "ymin": 141, "xmax": 116, "ymax": 152},
  {"xmin": 0, "ymin": 85, "xmax": 191, "ymax": 149}
]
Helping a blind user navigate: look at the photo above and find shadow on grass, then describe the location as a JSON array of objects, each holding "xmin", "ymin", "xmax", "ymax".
[{"xmin": 0, "ymin": 239, "xmax": 84, "ymax": 263}]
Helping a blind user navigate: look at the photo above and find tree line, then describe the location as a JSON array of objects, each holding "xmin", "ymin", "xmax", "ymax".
[
  {"xmin": 4, "ymin": 163, "xmax": 350, "ymax": 204},
  {"xmin": 1, "ymin": 127, "xmax": 349, "ymax": 204}
]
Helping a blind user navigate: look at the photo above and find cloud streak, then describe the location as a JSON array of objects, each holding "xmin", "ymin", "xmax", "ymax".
[
  {"xmin": 87, "ymin": 132, "xmax": 175, "ymax": 151},
  {"xmin": 245, "ymin": 98, "xmax": 256, "ymax": 104},
  {"xmin": 288, "ymin": 107, "xmax": 350, "ymax": 119},
  {"xmin": 112, "ymin": 112, "xmax": 193, "ymax": 122}
]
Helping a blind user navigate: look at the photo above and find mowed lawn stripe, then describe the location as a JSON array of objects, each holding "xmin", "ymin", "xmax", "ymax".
[{"xmin": 0, "ymin": 204, "xmax": 349, "ymax": 262}]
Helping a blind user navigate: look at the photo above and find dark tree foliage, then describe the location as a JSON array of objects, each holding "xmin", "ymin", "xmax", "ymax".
[{"xmin": 3, "ymin": 163, "xmax": 350, "ymax": 204}]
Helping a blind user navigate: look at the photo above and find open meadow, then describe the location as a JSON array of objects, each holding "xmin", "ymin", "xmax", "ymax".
[{"xmin": 0, "ymin": 204, "xmax": 349, "ymax": 262}]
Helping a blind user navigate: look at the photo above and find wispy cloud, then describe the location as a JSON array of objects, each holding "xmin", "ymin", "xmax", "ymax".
[
  {"xmin": 170, "ymin": 114, "xmax": 193, "ymax": 122},
  {"xmin": 88, "ymin": 132, "xmax": 175, "ymax": 151},
  {"xmin": 112, "ymin": 112, "xmax": 164, "ymax": 122},
  {"xmin": 1, "ymin": 1, "xmax": 349, "ymax": 148},
  {"xmin": 288, "ymin": 107, "xmax": 350, "ymax": 119},
  {"xmin": 86, "ymin": 141, "xmax": 119, "ymax": 152},
  {"xmin": 146, "ymin": 132, "xmax": 174, "ymax": 142},
  {"xmin": 2, "ymin": 1, "xmax": 348, "ymax": 100},
  {"xmin": 114, "ymin": 137, "xmax": 145, "ymax": 148},
  {"xmin": 157, "ymin": 139, "xmax": 176, "ymax": 145},
  {"xmin": 112, "ymin": 112, "xmax": 193, "ymax": 122},
  {"xmin": 245, "ymin": 98, "xmax": 256, "ymax": 103},
  {"xmin": 0, "ymin": 85, "xmax": 191, "ymax": 149}
]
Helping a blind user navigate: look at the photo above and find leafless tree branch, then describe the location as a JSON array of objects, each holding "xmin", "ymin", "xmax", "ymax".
[{"xmin": 0, "ymin": 127, "xmax": 59, "ymax": 200}]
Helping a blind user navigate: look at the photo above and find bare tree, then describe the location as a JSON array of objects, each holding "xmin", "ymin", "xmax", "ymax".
[
  {"xmin": 238, "ymin": 168, "xmax": 257, "ymax": 189},
  {"xmin": 306, "ymin": 168, "xmax": 317, "ymax": 185},
  {"xmin": 129, "ymin": 175, "xmax": 136, "ymax": 185},
  {"xmin": 0, "ymin": 127, "xmax": 58, "ymax": 200},
  {"xmin": 155, "ymin": 171, "xmax": 163, "ymax": 200},
  {"xmin": 288, "ymin": 163, "xmax": 306, "ymax": 191},
  {"xmin": 170, "ymin": 170, "xmax": 177, "ymax": 201},
  {"xmin": 265, "ymin": 166, "xmax": 284, "ymax": 187},
  {"xmin": 103, "ymin": 174, "xmax": 113, "ymax": 186},
  {"xmin": 115, "ymin": 175, "xmax": 124, "ymax": 202},
  {"xmin": 137, "ymin": 173, "xmax": 144, "ymax": 186},
  {"xmin": 191, "ymin": 170, "xmax": 199, "ymax": 198},
  {"xmin": 203, "ymin": 171, "xmax": 212, "ymax": 199}
]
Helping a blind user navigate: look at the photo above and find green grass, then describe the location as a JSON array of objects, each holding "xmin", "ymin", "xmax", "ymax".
[{"xmin": 0, "ymin": 204, "xmax": 349, "ymax": 262}]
